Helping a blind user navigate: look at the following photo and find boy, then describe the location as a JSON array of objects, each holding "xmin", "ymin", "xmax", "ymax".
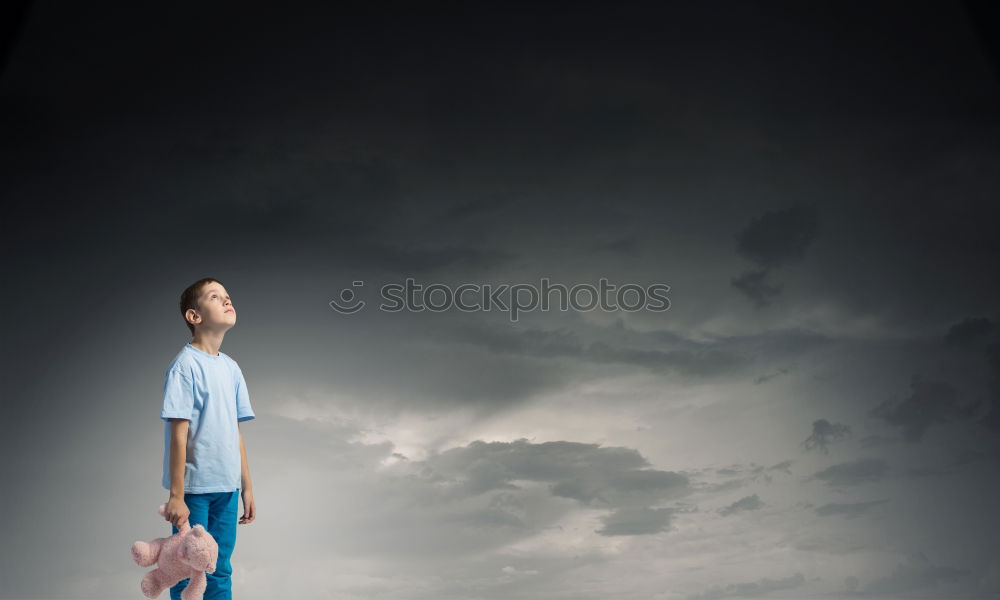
[{"xmin": 161, "ymin": 277, "xmax": 257, "ymax": 600}]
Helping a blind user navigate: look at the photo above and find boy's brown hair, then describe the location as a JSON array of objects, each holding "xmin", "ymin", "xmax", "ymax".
[{"xmin": 180, "ymin": 277, "xmax": 223, "ymax": 335}]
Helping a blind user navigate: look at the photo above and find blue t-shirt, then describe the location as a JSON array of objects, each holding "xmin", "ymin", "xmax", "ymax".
[{"xmin": 161, "ymin": 343, "xmax": 256, "ymax": 493}]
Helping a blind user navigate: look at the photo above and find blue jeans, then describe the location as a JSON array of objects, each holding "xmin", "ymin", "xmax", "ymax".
[{"xmin": 170, "ymin": 489, "xmax": 239, "ymax": 600}]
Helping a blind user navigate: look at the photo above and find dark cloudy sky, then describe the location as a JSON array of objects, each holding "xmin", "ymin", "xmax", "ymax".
[{"xmin": 3, "ymin": 2, "xmax": 1000, "ymax": 599}]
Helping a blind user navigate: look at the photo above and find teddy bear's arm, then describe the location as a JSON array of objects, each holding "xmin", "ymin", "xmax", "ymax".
[{"xmin": 181, "ymin": 570, "xmax": 207, "ymax": 600}]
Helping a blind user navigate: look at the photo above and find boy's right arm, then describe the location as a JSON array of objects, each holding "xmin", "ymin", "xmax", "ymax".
[{"xmin": 164, "ymin": 418, "xmax": 190, "ymax": 528}]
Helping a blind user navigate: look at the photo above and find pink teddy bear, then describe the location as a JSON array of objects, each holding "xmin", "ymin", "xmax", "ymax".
[{"xmin": 131, "ymin": 504, "xmax": 220, "ymax": 600}]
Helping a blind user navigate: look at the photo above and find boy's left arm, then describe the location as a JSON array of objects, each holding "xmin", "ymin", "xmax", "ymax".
[{"xmin": 239, "ymin": 427, "xmax": 256, "ymax": 524}]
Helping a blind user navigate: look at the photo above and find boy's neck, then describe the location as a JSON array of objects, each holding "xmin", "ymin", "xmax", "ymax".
[{"xmin": 190, "ymin": 331, "xmax": 225, "ymax": 357}]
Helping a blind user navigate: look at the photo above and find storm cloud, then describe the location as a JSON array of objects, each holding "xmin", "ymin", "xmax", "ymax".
[{"xmin": 3, "ymin": 1, "xmax": 1000, "ymax": 599}]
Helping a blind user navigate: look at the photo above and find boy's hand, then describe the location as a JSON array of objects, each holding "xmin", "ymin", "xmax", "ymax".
[
  {"xmin": 165, "ymin": 497, "xmax": 190, "ymax": 529},
  {"xmin": 239, "ymin": 488, "xmax": 256, "ymax": 525}
]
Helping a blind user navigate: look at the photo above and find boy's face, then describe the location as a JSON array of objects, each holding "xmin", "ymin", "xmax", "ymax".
[{"xmin": 189, "ymin": 283, "xmax": 236, "ymax": 333}]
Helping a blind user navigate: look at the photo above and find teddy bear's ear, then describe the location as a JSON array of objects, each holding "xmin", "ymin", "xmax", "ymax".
[{"xmin": 191, "ymin": 526, "xmax": 204, "ymax": 537}]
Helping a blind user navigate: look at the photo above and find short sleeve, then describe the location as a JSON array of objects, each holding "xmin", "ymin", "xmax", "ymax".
[
  {"xmin": 235, "ymin": 366, "xmax": 256, "ymax": 422},
  {"xmin": 161, "ymin": 367, "xmax": 195, "ymax": 422}
]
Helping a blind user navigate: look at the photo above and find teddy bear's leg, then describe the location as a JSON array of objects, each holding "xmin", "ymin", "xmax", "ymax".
[
  {"xmin": 132, "ymin": 537, "xmax": 166, "ymax": 566},
  {"xmin": 141, "ymin": 567, "xmax": 170, "ymax": 599},
  {"xmin": 181, "ymin": 570, "xmax": 207, "ymax": 600}
]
